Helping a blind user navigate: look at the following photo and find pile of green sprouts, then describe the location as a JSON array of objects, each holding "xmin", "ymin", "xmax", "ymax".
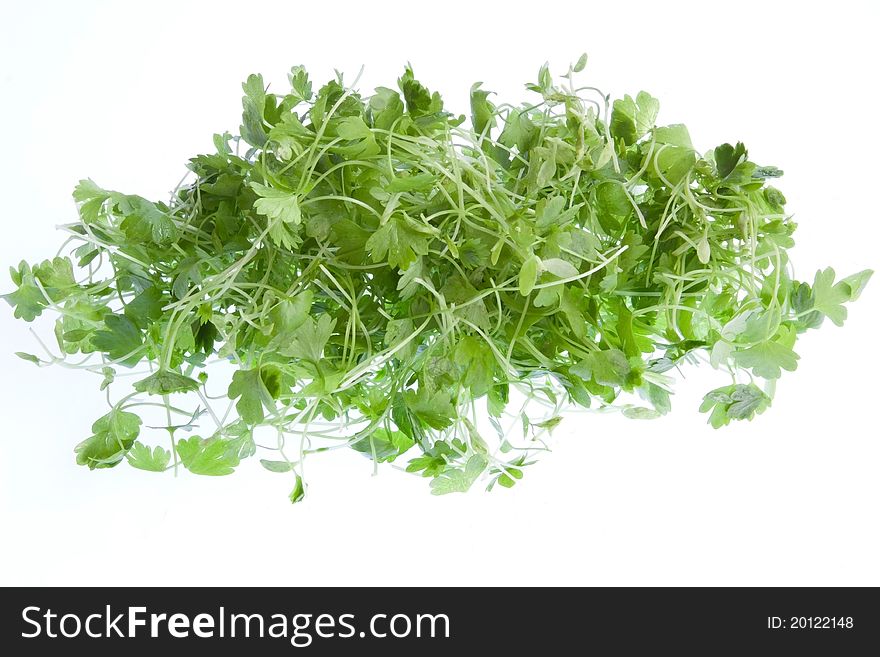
[{"xmin": 4, "ymin": 56, "xmax": 871, "ymax": 500}]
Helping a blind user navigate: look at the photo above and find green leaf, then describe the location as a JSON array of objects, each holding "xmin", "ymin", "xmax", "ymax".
[
  {"xmin": 733, "ymin": 338, "xmax": 799, "ymax": 379},
  {"xmin": 268, "ymin": 113, "xmax": 309, "ymax": 161},
  {"xmin": 91, "ymin": 314, "xmax": 143, "ymax": 366},
  {"xmin": 610, "ymin": 91, "xmax": 659, "ymax": 145},
  {"xmin": 3, "ymin": 261, "xmax": 47, "ymax": 321},
  {"xmin": 384, "ymin": 318, "xmax": 417, "ymax": 361},
  {"xmin": 406, "ymin": 454, "xmax": 447, "ymax": 477},
  {"xmin": 176, "ymin": 435, "xmax": 240, "ymax": 476},
  {"xmin": 288, "ymin": 65, "xmax": 312, "ymax": 103},
  {"xmin": 289, "ymin": 474, "xmax": 306, "ymax": 504},
  {"xmin": 100, "ymin": 366, "xmax": 116, "ymax": 391},
  {"xmin": 278, "ymin": 314, "xmax": 335, "ymax": 363},
  {"xmin": 622, "ymin": 406, "xmax": 660, "ymax": 420},
  {"xmin": 541, "ymin": 257, "xmax": 578, "ymax": 279},
  {"xmin": 227, "ymin": 364, "xmax": 283, "ymax": 425},
  {"xmin": 334, "ymin": 116, "xmax": 380, "ymax": 157},
  {"xmin": 124, "ymin": 286, "xmax": 165, "ymax": 329},
  {"xmin": 519, "ymin": 255, "xmax": 541, "ymax": 296},
  {"xmin": 260, "ymin": 459, "xmax": 292, "ymax": 473},
  {"xmin": 366, "ymin": 215, "xmax": 436, "ymax": 270},
  {"xmin": 118, "ymin": 195, "xmax": 178, "ymax": 245},
  {"xmin": 429, "ymin": 454, "xmax": 488, "ymax": 495},
  {"xmin": 351, "ymin": 428, "xmax": 414, "ymax": 462},
  {"xmin": 571, "ymin": 348, "xmax": 632, "ymax": 388},
  {"xmin": 241, "ymin": 73, "xmax": 268, "ymax": 147},
  {"xmin": 453, "ymin": 335, "xmax": 496, "ymax": 396},
  {"xmin": 535, "ymin": 416, "xmax": 563, "ymax": 431},
  {"xmin": 265, "ymin": 292, "xmax": 313, "ymax": 347},
  {"xmin": 15, "ymin": 351, "xmax": 40, "ymax": 364},
  {"xmin": 171, "ymin": 258, "xmax": 202, "ymax": 300},
  {"xmin": 310, "ymin": 79, "xmax": 362, "ymax": 128},
  {"xmin": 385, "ymin": 173, "xmax": 435, "ymax": 194},
  {"xmin": 536, "ymin": 195, "xmax": 576, "ymax": 231},
  {"xmin": 497, "ymin": 467, "xmax": 524, "ymax": 488},
  {"xmin": 487, "ymin": 383, "xmax": 509, "ymax": 418},
  {"xmin": 34, "ymin": 257, "xmax": 76, "ymax": 291},
  {"xmin": 808, "ymin": 268, "xmax": 873, "ymax": 328},
  {"xmin": 133, "ymin": 370, "xmax": 200, "ymax": 395},
  {"xmin": 652, "ymin": 124, "xmax": 695, "ymax": 184},
  {"xmin": 126, "ymin": 442, "xmax": 171, "ymax": 472},
  {"xmin": 840, "ymin": 269, "xmax": 873, "ymax": 301},
  {"xmin": 754, "ymin": 166, "xmax": 784, "ymax": 180},
  {"xmin": 399, "ymin": 65, "xmax": 443, "ymax": 117},
  {"xmin": 499, "ymin": 109, "xmax": 538, "ymax": 153},
  {"xmin": 811, "ymin": 267, "xmax": 851, "ymax": 327},
  {"xmin": 75, "ymin": 409, "xmax": 141, "ymax": 469},
  {"xmin": 595, "ymin": 181, "xmax": 632, "ymax": 232},
  {"xmin": 72, "ymin": 178, "xmax": 114, "ymax": 223},
  {"xmin": 470, "ymin": 82, "xmax": 495, "ymax": 137},
  {"xmin": 252, "ymin": 183, "xmax": 302, "ymax": 224},
  {"xmin": 370, "ymin": 86, "xmax": 404, "ymax": 131},
  {"xmin": 405, "ymin": 388, "xmax": 455, "ymax": 430},
  {"xmin": 225, "ymin": 421, "xmax": 256, "ymax": 459},
  {"xmin": 700, "ymin": 384, "xmax": 771, "ymax": 428},
  {"xmin": 537, "ymin": 62, "xmax": 552, "ymax": 93},
  {"xmin": 227, "ymin": 369, "xmax": 264, "ymax": 425},
  {"xmin": 715, "ymin": 142, "xmax": 747, "ymax": 178}
]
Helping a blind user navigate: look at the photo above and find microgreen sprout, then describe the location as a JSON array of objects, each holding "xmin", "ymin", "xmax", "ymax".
[{"xmin": 4, "ymin": 57, "xmax": 872, "ymax": 500}]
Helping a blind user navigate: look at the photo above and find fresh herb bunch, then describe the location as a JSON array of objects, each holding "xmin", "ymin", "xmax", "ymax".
[{"xmin": 4, "ymin": 57, "xmax": 871, "ymax": 500}]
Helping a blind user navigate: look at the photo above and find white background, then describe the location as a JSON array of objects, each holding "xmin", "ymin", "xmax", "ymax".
[{"xmin": 1, "ymin": 0, "xmax": 877, "ymax": 586}]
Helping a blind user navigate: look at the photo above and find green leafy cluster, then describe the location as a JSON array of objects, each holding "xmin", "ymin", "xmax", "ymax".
[{"xmin": 4, "ymin": 57, "xmax": 871, "ymax": 500}]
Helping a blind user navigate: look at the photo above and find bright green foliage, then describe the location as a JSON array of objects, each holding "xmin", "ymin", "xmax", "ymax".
[
  {"xmin": 3, "ymin": 262, "xmax": 49, "ymax": 321},
  {"xmin": 3, "ymin": 58, "xmax": 871, "ymax": 499},
  {"xmin": 351, "ymin": 428, "xmax": 414, "ymax": 463},
  {"xmin": 808, "ymin": 267, "xmax": 873, "ymax": 327},
  {"xmin": 611, "ymin": 91, "xmax": 660, "ymax": 145},
  {"xmin": 133, "ymin": 370, "xmax": 201, "ymax": 395},
  {"xmin": 176, "ymin": 435, "xmax": 241, "ymax": 476},
  {"xmin": 699, "ymin": 384, "xmax": 771, "ymax": 429},
  {"xmin": 429, "ymin": 454, "xmax": 489, "ymax": 495},
  {"xmin": 117, "ymin": 195, "xmax": 178, "ymax": 245},
  {"xmin": 126, "ymin": 442, "xmax": 171, "ymax": 472},
  {"xmin": 90, "ymin": 314, "xmax": 143, "ymax": 366},
  {"xmin": 366, "ymin": 215, "xmax": 435, "ymax": 270},
  {"xmin": 74, "ymin": 409, "xmax": 141, "ymax": 469},
  {"xmin": 289, "ymin": 474, "xmax": 306, "ymax": 504},
  {"xmin": 228, "ymin": 365, "xmax": 283, "ymax": 424},
  {"xmin": 252, "ymin": 186, "xmax": 301, "ymax": 225}
]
